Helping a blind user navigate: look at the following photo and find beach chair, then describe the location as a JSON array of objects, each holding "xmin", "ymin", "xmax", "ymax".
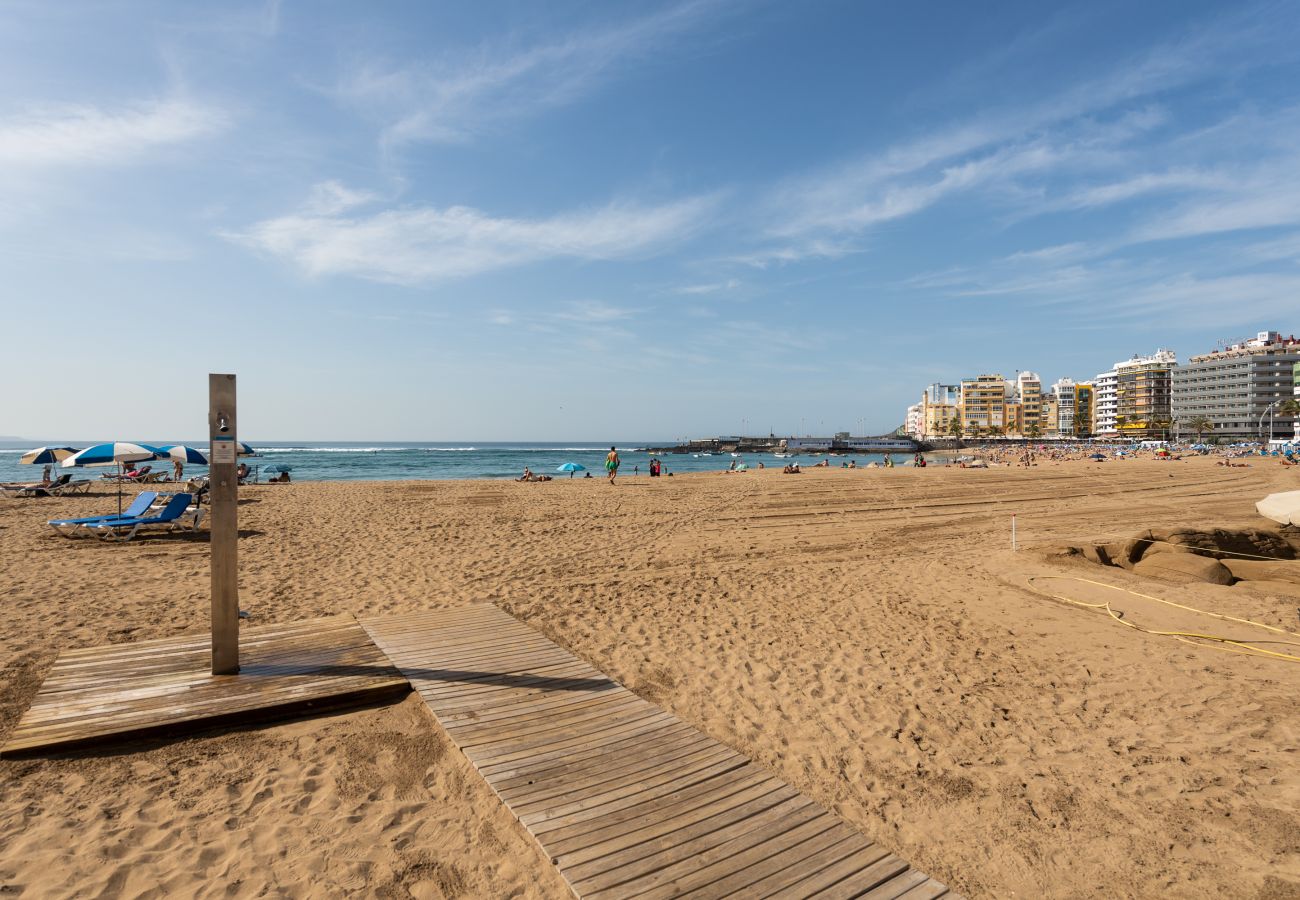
[
  {"xmin": 100, "ymin": 465, "xmax": 152, "ymax": 483},
  {"xmin": 48, "ymin": 492, "xmax": 160, "ymax": 536},
  {"xmin": 50, "ymin": 479, "xmax": 91, "ymax": 496},
  {"xmin": 5, "ymin": 474, "xmax": 73, "ymax": 497},
  {"xmin": 87, "ymin": 493, "xmax": 197, "ymax": 542}
]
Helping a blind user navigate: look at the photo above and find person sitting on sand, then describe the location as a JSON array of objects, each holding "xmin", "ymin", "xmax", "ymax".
[
  {"xmin": 236, "ymin": 462, "xmax": 250, "ymax": 484},
  {"xmin": 518, "ymin": 467, "xmax": 535, "ymax": 482}
]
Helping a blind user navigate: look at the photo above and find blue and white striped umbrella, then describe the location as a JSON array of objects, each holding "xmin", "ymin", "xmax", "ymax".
[
  {"xmin": 155, "ymin": 444, "xmax": 209, "ymax": 465},
  {"xmin": 19, "ymin": 446, "xmax": 78, "ymax": 466},
  {"xmin": 61, "ymin": 442, "xmax": 157, "ymax": 468}
]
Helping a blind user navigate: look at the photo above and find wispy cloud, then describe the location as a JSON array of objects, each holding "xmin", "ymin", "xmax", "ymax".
[
  {"xmin": 745, "ymin": 9, "xmax": 1300, "ymax": 262},
  {"xmin": 554, "ymin": 300, "xmax": 639, "ymax": 322},
  {"xmin": 336, "ymin": 0, "xmax": 733, "ymax": 149},
  {"xmin": 675, "ymin": 278, "xmax": 740, "ymax": 294},
  {"xmin": 0, "ymin": 99, "xmax": 227, "ymax": 166},
  {"xmin": 1129, "ymin": 171, "xmax": 1300, "ymax": 243},
  {"xmin": 227, "ymin": 183, "xmax": 715, "ymax": 284}
]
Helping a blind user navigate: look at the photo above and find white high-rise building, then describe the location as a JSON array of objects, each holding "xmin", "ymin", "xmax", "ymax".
[
  {"xmin": 1094, "ymin": 350, "xmax": 1177, "ymax": 438},
  {"xmin": 905, "ymin": 403, "xmax": 924, "ymax": 438},
  {"xmin": 1051, "ymin": 378, "xmax": 1076, "ymax": 435},
  {"xmin": 1093, "ymin": 369, "xmax": 1118, "ymax": 436}
]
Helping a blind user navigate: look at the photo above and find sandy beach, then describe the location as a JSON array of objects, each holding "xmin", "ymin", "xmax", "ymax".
[{"xmin": 2, "ymin": 458, "xmax": 1299, "ymax": 898}]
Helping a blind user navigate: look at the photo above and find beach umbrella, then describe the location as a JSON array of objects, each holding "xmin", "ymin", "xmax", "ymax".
[
  {"xmin": 62, "ymin": 441, "xmax": 157, "ymax": 515},
  {"xmin": 557, "ymin": 462, "xmax": 585, "ymax": 478},
  {"xmin": 1256, "ymin": 491, "xmax": 1300, "ymax": 526},
  {"xmin": 155, "ymin": 445, "xmax": 209, "ymax": 465},
  {"xmin": 19, "ymin": 446, "xmax": 78, "ymax": 466}
]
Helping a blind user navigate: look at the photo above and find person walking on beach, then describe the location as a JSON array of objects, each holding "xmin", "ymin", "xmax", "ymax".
[
  {"xmin": 173, "ymin": 458, "xmax": 184, "ymax": 482},
  {"xmin": 606, "ymin": 446, "xmax": 620, "ymax": 483}
]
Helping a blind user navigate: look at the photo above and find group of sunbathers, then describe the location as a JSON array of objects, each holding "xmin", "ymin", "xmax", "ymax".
[{"xmin": 517, "ymin": 467, "xmax": 552, "ymax": 482}]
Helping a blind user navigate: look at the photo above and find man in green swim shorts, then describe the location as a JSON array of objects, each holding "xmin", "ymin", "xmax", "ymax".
[{"xmin": 606, "ymin": 446, "xmax": 620, "ymax": 483}]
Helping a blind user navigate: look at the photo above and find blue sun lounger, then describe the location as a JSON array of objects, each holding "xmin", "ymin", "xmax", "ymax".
[
  {"xmin": 48, "ymin": 492, "xmax": 159, "ymax": 536},
  {"xmin": 87, "ymin": 493, "xmax": 199, "ymax": 542}
]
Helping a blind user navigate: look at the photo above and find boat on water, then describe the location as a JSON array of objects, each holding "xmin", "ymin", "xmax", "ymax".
[
  {"xmin": 730, "ymin": 452, "xmax": 742, "ymax": 458},
  {"xmin": 773, "ymin": 452, "xmax": 789, "ymax": 458}
]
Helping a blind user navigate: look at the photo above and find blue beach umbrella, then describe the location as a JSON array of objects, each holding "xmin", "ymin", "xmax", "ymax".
[
  {"xmin": 557, "ymin": 462, "xmax": 585, "ymax": 478},
  {"xmin": 19, "ymin": 446, "xmax": 78, "ymax": 466},
  {"xmin": 156, "ymin": 445, "xmax": 209, "ymax": 465},
  {"xmin": 63, "ymin": 441, "xmax": 158, "ymax": 514},
  {"xmin": 63, "ymin": 441, "xmax": 157, "ymax": 468}
]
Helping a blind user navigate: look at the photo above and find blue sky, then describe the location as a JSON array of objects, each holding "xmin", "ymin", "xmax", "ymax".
[{"xmin": 3, "ymin": 0, "xmax": 1299, "ymax": 441}]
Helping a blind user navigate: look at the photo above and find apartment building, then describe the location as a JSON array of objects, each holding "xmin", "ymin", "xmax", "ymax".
[
  {"xmin": 1016, "ymin": 372, "xmax": 1042, "ymax": 432},
  {"xmin": 1115, "ymin": 350, "xmax": 1176, "ymax": 439},
  {"xmin": 961, "ymin": 374, "xmax": 1008, "ymax": 435},
  {"xmin": 1050, "ymin": 378, "xmax": 1076, "ymax": 435},
  {"xmin": 905, "ymin": 403, "xmax": 924, "ymax": 438},
  {"xmin": 1073, "ymin": 383, "xmax": 1094, "ymax": 438},
  {"xmin": 920, "ymin": 383, "xmax": 962, "ymax": 438},
  {"xmin": 1040, "ymin": 395, "xmax": 1059, "ymax": 437},
  {"xmin": 1171, "ymin": 331, "xmax": 1300, "ymax": 440},
  {"xmin": 1093, "ymin": 369, "xmax": 1118, "ymax": 436}
]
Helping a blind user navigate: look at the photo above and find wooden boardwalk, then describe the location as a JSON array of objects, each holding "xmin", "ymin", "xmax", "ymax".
[
  {"xmin": 362, "ymin": 605, "xmax": 951, "ymax": 899},
  {"xmin": 1, "ymin": 616, "xmax": 409, "ymax": 756}
]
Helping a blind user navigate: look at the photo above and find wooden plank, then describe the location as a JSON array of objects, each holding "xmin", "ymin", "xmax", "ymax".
[
  {"xmin": 675, "ymin": 830, "xmax": 865, "ymax": 897},
  {"xmin": 766, "ymin": 848, "xmax": 911, "ymax": 899},
  {"xmin": 520, "ymin": 754, "xmax": 760, "ymax": 841},
  {"xmin": 359, "ymin": 607, "xmax": 955, "ymax": 900},
  {"xmin": 580, "ymin": 805, "xmax": 831, "ymax": 898},
  {"xmin": 501, "ymin": 738, "xmax": 726, "ymax": 810},
  {"xmin": 857, "ymin": 869, "xmax": 931, "ymax": 899},
  {"xmin": 1, "ymin": 616, "xmax": 408, "ymax": 756},
  {"xmin": 891, "ymin": 878, "xmax": 950, "ymax": 899},
  {"xmin": 563, "ymin": 790, "xmax": 814, "ymax": 886},
  {"xmin": 488, "ymin": 724, "xmax": 711, "ymax": 792}
]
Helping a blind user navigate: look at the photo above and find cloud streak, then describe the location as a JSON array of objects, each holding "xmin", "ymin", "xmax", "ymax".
[
  {"xmin": 228, "ymin": 185, "xmax": 716, "ymax": 284},
  {"xmin": 0, "ymin": 99, "xmax": 227, "ymax": 166},
  {"xmin": 337, "ymin": 0, "xmax": 733, "ymax": 149}
]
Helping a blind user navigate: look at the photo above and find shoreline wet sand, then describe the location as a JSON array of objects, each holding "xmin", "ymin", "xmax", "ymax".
[{"xmin": 2, "ymin": 458, "xmax": 1298, "ymax": 897}]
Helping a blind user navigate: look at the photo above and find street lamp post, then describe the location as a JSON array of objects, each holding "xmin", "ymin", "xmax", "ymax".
[{"xmin": 1259, "ymin": 400, "xmax": 1282, "ymax": 444}]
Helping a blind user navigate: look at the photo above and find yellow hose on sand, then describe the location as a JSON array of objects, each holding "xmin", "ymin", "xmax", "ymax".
[{"xmin": 1025, "ymin": 575, "xmax": 1300, "ymax": 664}]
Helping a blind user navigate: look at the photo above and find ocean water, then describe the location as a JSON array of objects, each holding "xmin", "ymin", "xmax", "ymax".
[{"xmin": 0, "ymin": 441, "xmax": 910, "ymax": 483}]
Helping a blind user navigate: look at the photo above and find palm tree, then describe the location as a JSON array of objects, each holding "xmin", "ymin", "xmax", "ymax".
[
  {"xmin": 947, "ymin": 417, "xmax": 963, "ymax": 440},
  {"xmin": 1026, "ymin": 422, "xmax": 1041, "ymax": 440},
  {"xmin": 987, "ymin": 424, "xmax": 1004, "ymax": 439},
  {"xmin": 1188, "ymin": 415, "xmax": 1214, "ymax": 442}
]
